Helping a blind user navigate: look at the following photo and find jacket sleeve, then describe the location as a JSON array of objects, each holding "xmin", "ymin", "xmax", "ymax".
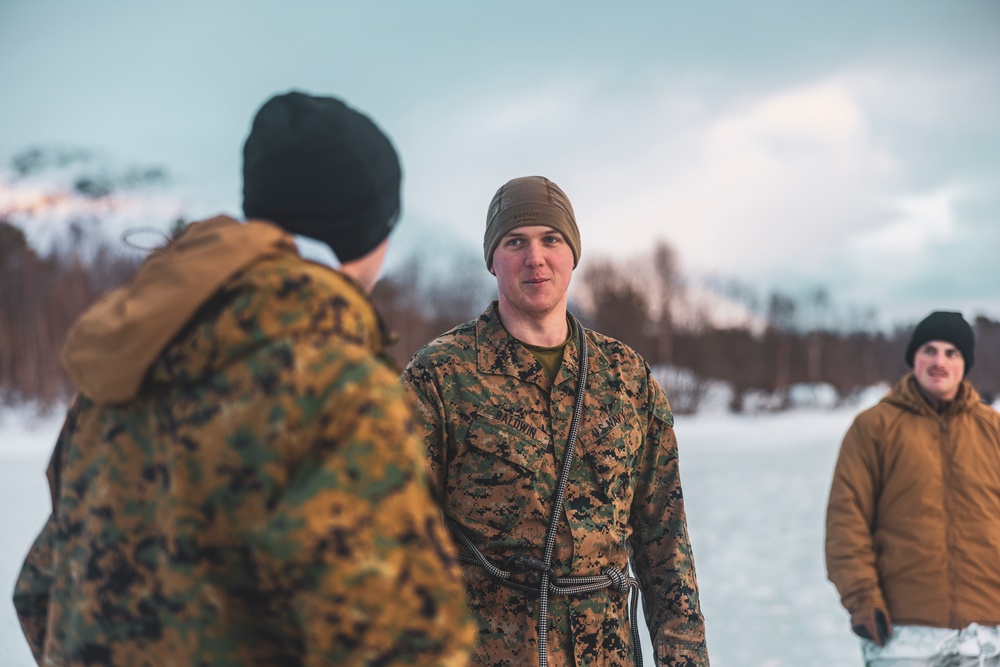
[
  {"xmin": 258, "ymin": 351, "xmax": 474, "ymax": 667},
  {"xmin": 400, "ymin": 360, "xmax": 449, "ymax": 503},
  {"xmin": 630, "ymin": 377, "xmax": 709, "ymax": 667},
  {"xmin": 12, "ymin": 403, "xmax": 75, "ymax": 663},
  {"xmin": 13, "ymin": 514, "xmax": 55, "ymax": 662},
  {"xmin": 825, "ymin": 414, "xmax": 886, "ymax": 615}
]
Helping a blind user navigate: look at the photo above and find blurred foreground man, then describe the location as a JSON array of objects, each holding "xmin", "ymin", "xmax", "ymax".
[
  {"xmin": 402, "ymin": 176, "xmax": 708, "ymax": 667},
  {"xmin": 13, "ymin": 91, "xmax": 475, "ymax": 666},
  {"xmin": 826, "ymin": 311, "xmax": 1000, "ymax": 666}
]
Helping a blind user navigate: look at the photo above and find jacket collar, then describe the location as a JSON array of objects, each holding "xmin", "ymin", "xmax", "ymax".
[
  {"xmin": 474, "ymin": 302, "xmax": 609, "ymax": 389},
  {"xmin": 885, "ymin": 372, "xmax": 982, "ymax": 418}
]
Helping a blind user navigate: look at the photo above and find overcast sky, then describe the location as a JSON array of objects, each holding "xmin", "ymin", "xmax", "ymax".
[{"xmin": 1, "ymin": 0, "xmax": 998, "ymax": 326}]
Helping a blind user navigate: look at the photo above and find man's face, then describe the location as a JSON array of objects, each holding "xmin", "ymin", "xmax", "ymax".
[
  {"xmin": 913, "ymin": 340, "xmax": 965, "ymax": 401},
  {"xmin": 491, "ymin": 225, "xmax": 575, "ymax": 324}
]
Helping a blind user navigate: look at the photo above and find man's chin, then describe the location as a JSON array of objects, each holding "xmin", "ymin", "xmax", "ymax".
[{"xmin": 920, "ymin": 380, "xmax": 957, "ymax": 400}]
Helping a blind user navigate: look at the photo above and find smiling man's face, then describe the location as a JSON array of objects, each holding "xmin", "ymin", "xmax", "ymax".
[
  {"xmin": 491, "ymin": 225, "xmax": 575, "ymax": 326},
  {"xmin": 913, "ymin": 339, "xmax": 965, "ymax": 401}
]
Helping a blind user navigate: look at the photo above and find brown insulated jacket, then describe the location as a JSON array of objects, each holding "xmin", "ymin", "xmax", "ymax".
[{"xmin": 825, "ymin": 373, "xmax": 1000, "ymax": 629}]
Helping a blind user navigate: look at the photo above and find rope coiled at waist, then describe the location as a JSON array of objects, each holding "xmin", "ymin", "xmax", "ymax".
[{"xmin": 447, "ymin": 516, "xmax": 643, "ymax": 667}]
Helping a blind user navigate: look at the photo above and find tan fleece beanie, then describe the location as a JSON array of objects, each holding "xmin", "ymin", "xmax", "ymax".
[{"xmin": 483, "ymin": 176, "xmax": 581, "ymax": 269}]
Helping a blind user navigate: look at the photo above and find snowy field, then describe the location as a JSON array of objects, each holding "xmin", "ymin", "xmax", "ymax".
[{"xmin": 1, "ymin": 398, "xmax": 890, "ymax": 666}]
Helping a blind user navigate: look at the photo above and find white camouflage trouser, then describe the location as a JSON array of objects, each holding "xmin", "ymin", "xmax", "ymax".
[{"xmin": 862, "ymin": 624, "xmax": 1000, "ymax": 667}]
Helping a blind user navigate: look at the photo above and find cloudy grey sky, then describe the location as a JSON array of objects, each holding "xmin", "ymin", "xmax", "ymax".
[{"xmin": 1, "ymin": 0, "xmax": 998, "ymax": 326}]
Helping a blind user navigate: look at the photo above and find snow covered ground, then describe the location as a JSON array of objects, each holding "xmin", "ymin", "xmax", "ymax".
[
  {"xmin": 0, "ymin": 399, "xmax": 885, "ymax": 666},
  {"xmin": 1, "ymin": 406, "xmax": 64, "ymax": 667},
  {"xmin": 675, "ymin": 408, "xmax": 863, "ymax": 666}
]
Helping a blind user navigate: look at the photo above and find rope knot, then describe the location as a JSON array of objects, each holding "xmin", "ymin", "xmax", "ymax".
[{"xmin": 603, "ymin": 567, "xmax": 629, "ymax": 594}]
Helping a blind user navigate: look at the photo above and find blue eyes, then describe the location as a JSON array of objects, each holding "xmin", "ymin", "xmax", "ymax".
[{"xmin": 504, "ymin": 237, "xmax": 561, "ymax": 246}]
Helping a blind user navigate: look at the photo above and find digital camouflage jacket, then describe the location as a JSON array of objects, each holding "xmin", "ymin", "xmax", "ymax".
[
  {"xmin": 13, "ymin": 216, "xmax": 476, "ymax": 667},
  {"xmin": 402, "ymin": 304, "xmax": 708, "ymax": 667}
]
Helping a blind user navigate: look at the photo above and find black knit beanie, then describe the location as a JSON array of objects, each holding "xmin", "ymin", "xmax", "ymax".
[
  {"xmin": 242, "ymin": 91, "xmax": 401, "ymax": 263},
  {"xmin": 905, "ymin": 311, "xmax": 975, "ymax": 374}
]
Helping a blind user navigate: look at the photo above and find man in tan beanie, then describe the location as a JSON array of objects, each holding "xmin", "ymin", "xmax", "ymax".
[{"xmin": 403, "ymin": 176, "xmax": 709, "ymax": 667}]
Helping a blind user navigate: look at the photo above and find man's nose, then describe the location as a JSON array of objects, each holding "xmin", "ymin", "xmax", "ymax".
[{"xmin": 524, "ymin": 242, "xmax": 544, "ymax": 265}]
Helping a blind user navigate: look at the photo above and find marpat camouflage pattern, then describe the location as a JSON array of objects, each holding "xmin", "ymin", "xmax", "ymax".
[
  {"xmin": 13, "ymin": 217, "xmax": 476, "ymax": 667},
  {"xmin": 402, "ymin": 304, "xmax": 708, "ymax": 667}
]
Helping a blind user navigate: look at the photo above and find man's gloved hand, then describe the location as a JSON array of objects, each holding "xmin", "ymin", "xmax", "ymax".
[{"xmin": 851, "ymin": 606, "xmax": 892, "ymax": 647}]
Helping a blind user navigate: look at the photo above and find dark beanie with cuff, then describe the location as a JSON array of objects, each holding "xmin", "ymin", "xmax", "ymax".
[
  {"xmin": 905, "ymin": 310, "xmax": 975, "ymax": 374},
  {"xmin": 484, "ymin": 176, "xmax": 581, "ymax": 270},
  {"xmin": 242, "ymin": 91, "xmax": 401, "ymax": 263}
]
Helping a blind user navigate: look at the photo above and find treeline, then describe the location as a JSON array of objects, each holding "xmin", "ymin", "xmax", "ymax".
[
  {"xmin": 0, "ymin": 221, "xmax": 141, "ymax": 408},
  {"xmin": 2, "ymin": 224, "xmax": 998, "ymax": 413},
  {"xmin": 374, "ymin": 240, "xmax": 1000, "ymax": 413}
]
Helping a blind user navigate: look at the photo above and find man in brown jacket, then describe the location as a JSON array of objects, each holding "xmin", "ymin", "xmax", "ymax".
[{"xmin": 826, "ymin": 310, "xmax": 1000, "ymax": 666}]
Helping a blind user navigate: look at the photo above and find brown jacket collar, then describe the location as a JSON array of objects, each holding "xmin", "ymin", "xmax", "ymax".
[{"xmin": 883, "ymin": 372, "xmax": 982, "ymax": 419}]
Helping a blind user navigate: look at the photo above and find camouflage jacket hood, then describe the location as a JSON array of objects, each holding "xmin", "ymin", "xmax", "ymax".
[{"xmin": 63, "ymin": 215, "xmax": 391, "ymax": 404}]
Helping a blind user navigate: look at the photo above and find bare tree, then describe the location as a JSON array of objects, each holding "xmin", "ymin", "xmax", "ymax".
[
  {"xmin": 650, "ymin": 241, "xmax": 682, "ymax": 367},
  {"xmin": 578, "ymin": 258, "xmax": 654, "ymax": 359},
  {"xmin": 970, "ymin": 316, "xmax": 1000, "ymax": 404},
  {"xmin": 372, "ymin": 248, "xmax": 495, "ymax": 367}
]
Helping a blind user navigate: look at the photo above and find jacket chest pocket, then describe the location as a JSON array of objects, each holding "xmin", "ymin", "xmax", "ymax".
[
  {"xmin": 585, "ymin": 405, "xmax": 643, "ymax": 504},
  {"xmin": 447, "ymin": 413, "xmax": 545, "ymax": 536}
]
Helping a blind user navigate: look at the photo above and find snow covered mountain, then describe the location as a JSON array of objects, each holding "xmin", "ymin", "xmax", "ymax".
[{"xmin": 0, "ymin": 148, "xmax": 186, "ymax": 258}]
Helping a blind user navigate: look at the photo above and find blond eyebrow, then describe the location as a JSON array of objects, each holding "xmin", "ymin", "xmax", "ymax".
[{"xmin": 502, "ymin": 229, "xmax": 564, "ymax": 239}]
